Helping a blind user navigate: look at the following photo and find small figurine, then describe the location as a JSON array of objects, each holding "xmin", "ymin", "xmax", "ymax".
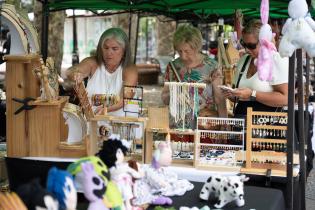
[
  {"xmin": 46, "ymin": 167, "xmax": 77, "ymax": 210},
  {"xmin": 16, "ymin": 178, "xmax": 59, "ymax": 210},
  {"xmin": 199, "ymin": 174, "xmax": 249, "ymax": 208},
  {"xmin": 81, "ymin": 162, "xmax": 109, "ymax": 210}
]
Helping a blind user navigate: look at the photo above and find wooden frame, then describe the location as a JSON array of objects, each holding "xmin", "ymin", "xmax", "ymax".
[
  {"xmin": 194, "ymin": 117, "xmax": 245, "ymax": 171},
  {"xmin": 241, "ymin": 107, "xmax": 299, "ymax": 177}
]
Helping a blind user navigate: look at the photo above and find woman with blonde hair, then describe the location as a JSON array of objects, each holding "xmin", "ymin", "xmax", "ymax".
[
  {"xmin": 223, "ymin": 19, "xmax": 288, "ymax": 117},
  {"xmin": 162, "ymin": 24, "xmax": 227, "ymax": 130}
]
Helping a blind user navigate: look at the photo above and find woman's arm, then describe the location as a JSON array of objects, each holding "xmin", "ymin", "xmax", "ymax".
[
  {"xmin": 65, "ymin": 57, "xmax": 98, "ymax": 82},
  {"xmin": 232, "ymin": 83, "xmax": 288, "ymax": 107},
  {"xmin": 106, "ymin": 65, "xmax": 138, "ymax": 113},
  {"xmin": 211, "ymin": 70, "xmax": 228, "ymax": 118},
  {"xmin": 161, "ymin": 64, "xmax": 172, "ymax": 105}
]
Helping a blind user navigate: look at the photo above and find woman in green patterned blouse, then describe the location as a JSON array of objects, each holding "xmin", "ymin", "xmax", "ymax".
[{"xmin": 161, "ymin": 24, "xmax": 227, "ymax": 129}]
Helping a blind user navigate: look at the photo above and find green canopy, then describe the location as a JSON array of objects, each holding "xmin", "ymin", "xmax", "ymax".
[{"xmin": 43, "ymin": 0, "xmax": 312, "ymax": 20}]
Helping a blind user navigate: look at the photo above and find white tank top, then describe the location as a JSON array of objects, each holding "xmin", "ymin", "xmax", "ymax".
[{"xmin": 86, "ymin": 64, "xmax": 124, "ymax": 116}]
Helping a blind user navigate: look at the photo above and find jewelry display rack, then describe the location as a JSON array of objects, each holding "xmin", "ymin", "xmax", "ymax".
[
  {"xmin": 123, "ymin": 85, "xmax": 143, "ymax": 117},
  {"xmin": 145, "ymin": 106, "xmax": 196, "ymax": 166},
  {"xmin": 194, "ymin": 117, "xmax": 245, "ymax": 171},
  {"xmin": 242, "ymin": 107, "xmax": 299, "ymax": 176}
]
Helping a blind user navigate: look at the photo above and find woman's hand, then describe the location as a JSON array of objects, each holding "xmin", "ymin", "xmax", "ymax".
[
  {"xmin": 233, "ymin": 87, "xmax": 252, "ymax": 100},
  {"xmin": 94, "ymin": 105, "xmax": 105, "ymax": 115},
  {"xmin": 73, "ymin": 71, "xmax": 84, "ymax": 83},
  {"xmin": 221, "ymin": 89, "xmax": 234, "ymax": 99}
]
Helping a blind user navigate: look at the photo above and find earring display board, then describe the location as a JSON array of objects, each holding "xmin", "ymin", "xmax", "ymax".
[
  {"xmin": 241, "ymin": 107, "xmax": 299, "ymax": 176},
  {"xmin": 194, "ymin": 117, "xmax": 245, "ymax": 171}
]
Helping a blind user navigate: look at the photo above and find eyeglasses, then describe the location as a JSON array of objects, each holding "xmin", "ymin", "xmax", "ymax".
[{"xmin": 240, "ymin": 39, "xmax": 258, "ymax": 50}]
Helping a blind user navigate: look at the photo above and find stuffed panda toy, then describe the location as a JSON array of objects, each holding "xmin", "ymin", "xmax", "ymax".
[{"xmin": 199, "ymin": 174, "xmax": 249, "ymax": 208}]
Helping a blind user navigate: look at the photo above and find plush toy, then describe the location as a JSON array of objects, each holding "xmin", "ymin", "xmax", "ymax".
[
  {"xmin": 81, "ymin": 162, "xmax": 109, "ymax": 210},
  {"xmin": 67, "ymin": 156, "xmax": 123, "ymax": 209},
  {"xmin": 132, "ymin": 137, "xmax": 193, "ymax": 207},
  {"xmin": 256, "ymin": 0, "xmax": 277, "ymax": 81},
  {"xmin": 98, "ymin": 135, "xmax": 142, "ymax": 210},
  {"xmin": 279, "ymin": 0, "xmax": 315, "ymax": 57},
  {"xmin": 16, "ymin": 178, "xmax": 59, "ymax": 210},
  {"xmin": 46, "ymin": 167, "xmax": 77, "ymax": 210},
  {"xmin": 151, "ymin": 139, "xmax": 173, "ymax": 169},
  {"xmin": 199, "ymin": 174, "xmax": 249, "ymax": 208}
]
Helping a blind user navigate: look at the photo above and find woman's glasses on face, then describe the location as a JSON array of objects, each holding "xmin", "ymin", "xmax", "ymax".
[{"xmin": 240, "ymin": 39, "xmax": 258, "ymax": 50}]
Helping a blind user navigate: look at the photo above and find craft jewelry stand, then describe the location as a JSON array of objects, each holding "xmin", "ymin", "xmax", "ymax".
[
  {"xmin": 72, "ymin": 82, "xmax": 147, "ymax": 161},
  {"xmin": 123, "ymin": 85, "xmax": 143, "ymax": 117},
  {"xmin": 241, "ymin": 107, "xmax": 299, "ymax": 176},
  {"xmin": 111, "ymin": 121, "xmax": 142, "ymax": 161},
  {"xmin": 194, "ymin": 117, "xmax": 245, "ymax": 171},
  {"xmin": 165, "ymin": 81, "xmax": 206, "ymax": 131}
]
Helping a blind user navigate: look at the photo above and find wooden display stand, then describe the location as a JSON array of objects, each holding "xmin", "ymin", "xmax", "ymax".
[
  {"xmin": 27, "ymin": 97, "xmax": 87, "ymax": 157},
  {"xmin": 145, "ymin": 107, "xmax": 196, "ymax": 166},
  {"xmin": 241, "ymin": 107, "xmax": 299, "ymax": 176},
  {"xmin": 194, "ymin": 117, "xmax": 245, "ymax": 172},
  {"xmin": 89, "ymin": 115, "xmax": 147, "ymax": 161},
  {"xmin": 5, "ymin": 55, "xmax": 88, "ymax": 158},
  {"xmin": 5, "ymin": 55, "xmax": 40, "ymax": 157}
]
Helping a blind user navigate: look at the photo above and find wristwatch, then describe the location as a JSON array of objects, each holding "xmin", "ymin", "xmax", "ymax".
[{"xmin": 250, "ymin": 90, "xmax": 257, "ymax": 101}]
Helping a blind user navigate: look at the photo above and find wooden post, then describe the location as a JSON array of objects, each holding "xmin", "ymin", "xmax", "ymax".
[
  {"xmin": 246, "ymin": 107, "xmax": 253, "ymax": 169},
  {"xmin": 5, "ymin": 55, "xmax": 40, "ymax": 157}
]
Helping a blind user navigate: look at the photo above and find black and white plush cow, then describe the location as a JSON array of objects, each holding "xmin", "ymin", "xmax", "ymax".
[{"xmin": 199, "ymin": 174, "xmax": 249, "ymax": 208}]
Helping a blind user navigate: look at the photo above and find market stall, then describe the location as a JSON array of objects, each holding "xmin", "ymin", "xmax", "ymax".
[{"xmin": 1, "ymin": 1, "xmax": 314, "ymax": 210}]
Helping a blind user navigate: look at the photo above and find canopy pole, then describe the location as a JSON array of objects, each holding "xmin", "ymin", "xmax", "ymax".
[
  {"xmin": 72, "ymin": 9, "xmax": 79, "ymax": 65},
  {"xmin": 287, "ymin": 51, "xmax": 295, "ymax": 210},
  {"xmin": 297, "ymin": 49, "xmax": 306, "ymax": 210},
  {"xmin": 40, "ymin": 0, "xmax": 49, "ymax": 61}
]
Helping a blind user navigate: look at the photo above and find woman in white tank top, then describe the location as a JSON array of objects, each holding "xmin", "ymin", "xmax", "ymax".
[{"xmin": 66, "ymin": 28, "xmax": 138, "ymax": 117}]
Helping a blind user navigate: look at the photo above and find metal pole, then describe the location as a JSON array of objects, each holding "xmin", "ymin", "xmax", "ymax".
[
  {"xmin": 297, "ymin": 49, "xmax": 306, "ymax": 210},
  {"xmin": 287, "ymin": 51, "xmax": 296, "ymax": 210},
  {"xmin": 72, "ymin": 9, "xmax": 79, "ymax": 65},
  {"xmin": 133, "ymin": 13, "xmax": 140, "ymax": 64},
  {"xmin": 145, "ymin": 17, "xmax": 149, "ymax": 62},
  {"xmin": 40, "ymin": 0, "xmax": 49, "ymax": 61}
]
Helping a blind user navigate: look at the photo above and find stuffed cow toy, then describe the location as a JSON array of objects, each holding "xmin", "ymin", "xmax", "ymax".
[
  {"xmin": 279, "ymin": 0, "xmax": 315, "ymax": 57},
  {"xmin": 199, "ymin": 174, "xmax": 249, "ymax": 208}
]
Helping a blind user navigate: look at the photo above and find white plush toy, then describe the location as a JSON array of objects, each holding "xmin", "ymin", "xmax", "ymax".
[
  {"xmin": 199, "ymin": 174, "xmax": 249, "ymax": 208},
  {"xmin": 279, "ymin": 0, "xmax": 315, "ymax": 57},
  {"xmin": 257, "ymin": 0, "xmax": 277, "ymax": 81}
]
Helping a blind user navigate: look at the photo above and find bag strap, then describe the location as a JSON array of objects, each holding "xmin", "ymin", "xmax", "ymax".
[
  {"xmin": 234, "ymin": 55, "xmax": 250, "ymax": 89},
  {"xmin": 169, "ymin": 61, "xmax": 181, "ymax": 82},
  {"xmin": 233, "ymin": 55, "xmax": 251, "ymax": 114}
]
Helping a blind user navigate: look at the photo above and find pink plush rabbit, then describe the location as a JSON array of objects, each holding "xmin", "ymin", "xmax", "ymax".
[{"xmin": 257, "ymin": 0, "xmax": 277, "ymax": 81}]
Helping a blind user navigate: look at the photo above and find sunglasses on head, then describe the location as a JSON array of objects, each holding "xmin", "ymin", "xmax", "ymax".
[{"xmin": 240, "ymin": 39, "xmax": 258, "ymax": 50}]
